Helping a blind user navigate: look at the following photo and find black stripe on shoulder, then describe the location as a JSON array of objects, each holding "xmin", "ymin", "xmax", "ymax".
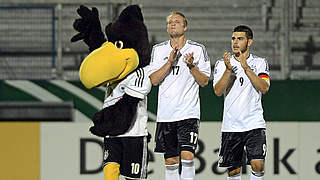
[
  {"xmin": 153, "ymin": 40, "xmax": 169, "ymax": 48},
  {"xmin": 214, "ymin": 59, "xmax": 223, "ymax": 68},
  {"xmin": 187, "ymin": 40, "xmax": 206, "ymax": 49},
  {"xmin": 134, "ymin": 70, "xmax": 139, "ymax": 87},
  {"xmin": 213, "ymin": 59, "xmax": 223, "ymax": 75},
  {"xmin": 263, "ymin": 58, "xmax": 270, "ymax": 72},
  {"xmin": 140, "ymin": 68, "xmax": 144, "ymax": 87},
  {"xmin": 252, "ymin": 54, "xmax": 260, "ymax": 59},
  {"xmin": 187, "ymin": 40, "xmax": 210, "ymax": 62},
  {"xmin": 252, "ymin": 54, "xmax": 270, "ymax": 72},
  {"xmin": 134, "ymin": 68, "xmax": 144, "ymax": 87}
]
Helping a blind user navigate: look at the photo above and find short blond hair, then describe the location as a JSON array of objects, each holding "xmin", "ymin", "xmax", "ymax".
[{"xmin": 166, "ymin": 11, "xmax": 188, "ymax": 27}]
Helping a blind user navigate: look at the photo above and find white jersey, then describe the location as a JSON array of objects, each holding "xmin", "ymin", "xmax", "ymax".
[
  {"xmin": 213, "ymin": 54, "xmax": 270, "ymax": 132},
  {"xmin": 149, "ymin": 40, "xmax": 211, "ymax": 122},
  {"xmin": 103, "ymin": 66, "xmax": 152, "ymax": 137}
]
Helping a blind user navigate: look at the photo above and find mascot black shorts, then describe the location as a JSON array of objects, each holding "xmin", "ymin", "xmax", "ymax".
[{"xmin": 103, "ymin": 136, "xmax": 148, "ymax": 179}]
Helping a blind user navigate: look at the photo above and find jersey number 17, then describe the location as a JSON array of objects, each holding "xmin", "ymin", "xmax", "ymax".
[{"xmin": 172, "ymin": 66, "xmax": 180, "ymax": 75}]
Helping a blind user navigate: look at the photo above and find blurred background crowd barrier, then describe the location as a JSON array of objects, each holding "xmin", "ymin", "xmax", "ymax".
[{"xmin": 0, "ymin": 0, "xmax": 320, "ymax": 80}]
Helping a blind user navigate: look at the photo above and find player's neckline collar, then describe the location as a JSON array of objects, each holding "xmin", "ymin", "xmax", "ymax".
[
  {"xmin": 168, "ymin": 39, "xmax": 189, "ymax": 51},
  {"xmin": 232, "ymin": 53, "xmax": 252, "ymax": 62}
]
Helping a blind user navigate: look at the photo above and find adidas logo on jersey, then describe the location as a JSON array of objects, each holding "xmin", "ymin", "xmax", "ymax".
[{"xmin": 232, "ymin": 66, "xmax": 238, "ymax": 75}]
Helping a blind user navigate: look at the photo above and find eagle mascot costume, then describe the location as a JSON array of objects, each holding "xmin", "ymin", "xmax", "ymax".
[{"xmin": 71, "ymin": 5, "xmax": 151, "ymax": 180}]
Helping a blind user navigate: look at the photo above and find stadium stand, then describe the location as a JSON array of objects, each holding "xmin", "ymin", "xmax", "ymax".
[
  {"xmin": 0, "ymin": 0, "xmax": 319, "ymax": 80},
  {"xmin": 140, "ymin": 0, "xmax": 277, "ymax": 71}
]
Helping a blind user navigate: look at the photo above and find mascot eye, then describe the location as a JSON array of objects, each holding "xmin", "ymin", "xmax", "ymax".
[{"xmin": 115, "ymin": 40, "xmax": 124, "ymax": 49}]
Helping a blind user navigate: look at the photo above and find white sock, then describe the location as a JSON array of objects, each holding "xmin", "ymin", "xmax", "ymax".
[
  {"xmin": 165, "ymin": 164, "xmax": 179, "ymax": 180},
  {"xmin": 181, "ymin": 159, "xmax": 195, "ymax": 180},
  {"xmin": 250, "ymin": 171, "xmax": 264, "ymax": 180},
  {"xmin": 227, "ymin": 173, "xmax": 241, "ymax": 180}
]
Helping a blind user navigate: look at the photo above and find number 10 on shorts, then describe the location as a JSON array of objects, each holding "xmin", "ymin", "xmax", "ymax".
[{"xmin": 131, "ymin": 163, "xmax": 140, "ymax": 174}]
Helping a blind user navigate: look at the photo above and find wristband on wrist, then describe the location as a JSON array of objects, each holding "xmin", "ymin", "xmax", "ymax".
[{"xmin": 188, "ymin": 64, "xmax": 195, "ymax": 69}]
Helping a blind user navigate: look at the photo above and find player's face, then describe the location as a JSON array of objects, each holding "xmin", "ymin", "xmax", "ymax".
[
  {"xmin": 231, "ymin": 32, "xmax": 252, "ymax": 54},
  {"xmin": 167, "ymin": 14, "xmax": 187, "ymax": 38}
]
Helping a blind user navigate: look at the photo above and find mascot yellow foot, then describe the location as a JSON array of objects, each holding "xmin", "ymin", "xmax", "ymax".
[{"xmin": 104, "ymin": 163, "xmax": 120, "ymax": 180}]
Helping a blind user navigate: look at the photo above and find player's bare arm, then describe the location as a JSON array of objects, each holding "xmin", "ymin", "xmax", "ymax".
[
  {"xmin": 239, "ymin": 51, "xmax": 269, "ymax": 94},
  {"xmin": 184, "ymin": 52, "xmax": 209, "ymax": 87},
  {"xmin": 150, "ymin": 46, "xmax": 179, "ymax": 86},
  {"xmin": 214, "ymin": 52, "xmax": 233, "ymax": 96},
  {"xmin": 169, "ymin": 46, "xmax": 179, "ymax": 63}
]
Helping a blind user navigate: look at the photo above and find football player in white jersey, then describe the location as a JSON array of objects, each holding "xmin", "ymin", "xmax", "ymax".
[
  {"xmin": 149, "ymin": 12, "xmax": 211, "ymax": 180},
  {"xmin": 213, "ymin": 25, "xmax": 270, "ymax": 180}
]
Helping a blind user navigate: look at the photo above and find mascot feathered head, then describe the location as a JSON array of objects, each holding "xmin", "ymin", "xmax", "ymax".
[{"xmin": 71, "ymin": 5, "xmax": 151, "ymax": 88}]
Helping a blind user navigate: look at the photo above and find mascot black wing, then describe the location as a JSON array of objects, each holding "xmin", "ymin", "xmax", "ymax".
[
  {"xmin": 71, "ymin": 5, "xmax": 106, "ymax": 52},
  {"xmin": 71, "ymin": 5, "xmax": 151, "ymax": 137}
]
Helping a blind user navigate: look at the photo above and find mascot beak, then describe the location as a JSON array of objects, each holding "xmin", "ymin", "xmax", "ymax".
[{"xmin": 79, "ymin": 42, "xmax": 139, "ymax": 89}]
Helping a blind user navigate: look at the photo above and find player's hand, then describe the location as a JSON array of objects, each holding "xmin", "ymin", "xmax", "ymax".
[
  {"xmin": 222, "ymin": 52, "xmax": 232, "ymax": 71},
  {"xmin": 238, "ymin": 50, "xmax": 250, "ymax": 71},
  {"xmin": 184, "ymin": 52, "xmax": 195, "ymax": 69},
  {"xmin": 168, "ymin": 46, "xmax": 179, "ymax": 64}
]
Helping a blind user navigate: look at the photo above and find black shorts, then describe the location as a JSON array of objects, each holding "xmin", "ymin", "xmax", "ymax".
[
  {"xmin": 154, "ymin": 118, "xmax": 199, "ymax": 159},
  {"xmin": 218, "ymin": 128, "xmax": 267, "ymax": 168},
  {"xmin": 103, "ymin": 136, "xmax": 148, "ymax": 179}
]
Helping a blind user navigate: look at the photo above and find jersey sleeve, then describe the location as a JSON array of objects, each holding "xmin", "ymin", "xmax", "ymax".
[
  {"xmin": 196, "ymin": 46, "xmax": 211, "ymax": 77},
  {"xmin": 257, "ymin": 58, "xmax": 271, "ymax": 85},
  {"xmin": 148, "ymin": 46, "xmax": 162, "ymax": 76},
  {"xmin": 212, "ymin": 59, "xmax": 226, "ymax": 87},
  {"xmin": 125, "ymin": 67, "xmax": 152, "ymax": 99}
]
